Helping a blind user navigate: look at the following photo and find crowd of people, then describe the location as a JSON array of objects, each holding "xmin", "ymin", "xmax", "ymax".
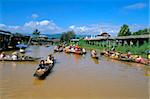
[
  {"xmin": 0, "ymin": 52, "xmax": 19, "ymax": 60},
  {"xmin": 63, "ymin": 44, "xmax": 86, "ymax": 54},
  {"xmin": 101, "ymin": 49, "xmax": 150, "ymax": 65}
]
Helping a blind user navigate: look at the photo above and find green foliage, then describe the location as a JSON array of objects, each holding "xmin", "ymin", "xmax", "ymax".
[
  {"xmin": 132, "ymin": 28, "xmax": 150, "ymax": 35},
  {"xmin": 118, "ymin": 24, "xmax": 131, "ymax": 36},
  {"xmin": 78, "ymin": 40, "xmax": 149, "ymax": 58},
  {"xmin": 60, "ymin": 30, "xmax": 76, "ymax": 42}
]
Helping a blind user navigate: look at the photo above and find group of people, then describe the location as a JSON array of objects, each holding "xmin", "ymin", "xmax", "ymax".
[
  {"xmin": 101, "ymin": 49, "xmax": 150, "ymax": 65},
  {"xmin": 0, "ymin": 52, "xmax": 19, "ymax": 60},
  {"xmin": 37, "ymin": 54, "xmax": 54, "ymax": 73},
  {"xmin": 64, "ymin": 44, "xmax": 86, "ymax": 54}
]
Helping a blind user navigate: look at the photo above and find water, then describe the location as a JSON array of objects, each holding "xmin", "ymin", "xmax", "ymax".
[{"xmin": 0, "ymin": 46, "xmax": 149, "ymax": 99}]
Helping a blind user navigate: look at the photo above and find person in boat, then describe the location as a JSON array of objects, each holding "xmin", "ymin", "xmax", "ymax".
[
  {"xmin": 37, "ymin": 60, "xmax": 46, "ymax": 73},
  {"xmin": 135, "ymin": 56, "xmax": 145, "ymax": 63},
  {"xmin": 69, "ymin": 44, "xmax": 73, "ymax": 49},
  {"xmin": 75, "ymin": 44, "xmax": 79, "ymax": 51},
  {"xmin": 147, "ymin": 51, "xmax": 150, "ymax": 60},
  {"xmin": 82, "ymin": 48, "xmax": 86, "ymax": 53},
  {"xmin": 127, "ymin": 51, "xmax": 132, "ymax": 58},
  {"xmin": 54, "ymin": 46, "xmax": 58, "ymax": 51},
  {"xmin": 91, "ymin": 50, "xmax": 97, "ymax": 57},
  {"xmin": 59, "ymin": 47, "xmax": 63, "ymax": 52},
  {"xmin": 12, "ymin": 54, "xmax": 18, "ymax": 60},
  {"xmin": 38, "ymin": 60, "xmax": 46, "ymax": 69},
  {"xmin": 0, "ymin": 52, "xmax": 6, "ymax": 59},
  {"xmin": 45, "ymin": 54, "xmax": 54, "ymax": 64}
]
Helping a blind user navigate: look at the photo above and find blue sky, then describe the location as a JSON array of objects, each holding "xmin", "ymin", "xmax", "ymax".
[{"xmin": 0, "ymin": 0, "xmax": 149, "ymax": 35}]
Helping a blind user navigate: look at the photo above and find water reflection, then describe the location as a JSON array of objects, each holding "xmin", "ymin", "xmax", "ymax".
[
  {"xmin": 32, "ymin": 78, "xmax": 45, "ymax": 86},
  {"xmin": 91, "ymin": 58, "xmax": 99, "ymax": 64},
  {"xmin": 73, "ymin": 54, "xmax": 82, "ymax": 63},
  {"xmin": 12, "ymin": 62, "xmax": 17, "ymax": 69}
]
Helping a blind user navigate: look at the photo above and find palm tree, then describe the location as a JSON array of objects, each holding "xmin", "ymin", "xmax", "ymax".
[
  {"xmin": 32, "ymin": 29, "xmax": 40, "ymax": 38},
  {"xmin": 118, "ymin": 24, "xmax": 131, "ymax": 36}
]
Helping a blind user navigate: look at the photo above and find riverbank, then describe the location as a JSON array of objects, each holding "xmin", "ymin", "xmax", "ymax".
[{"xmin": 78, "ymin": 40, "xmax": 149, "ymax": 58}]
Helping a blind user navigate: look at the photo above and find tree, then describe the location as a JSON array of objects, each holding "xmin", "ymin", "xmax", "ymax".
[
  {"xmin": 118, "ymin": 24, "xmax": 131, "ymax": 36},
  {"xmin": 132, "ymin": 28, "xmax": 150, "ymax": 35},
  {"xmin": 32, "ymin": 29, "xmax": 40, "ymax": 38},
  {"xmin": 60, "ymin": 30, "xmax": 76, "ymax": 42}
]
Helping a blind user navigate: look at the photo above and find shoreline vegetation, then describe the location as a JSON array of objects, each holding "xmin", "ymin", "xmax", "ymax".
[{"xmin": 78, "ymin": 40, "xmax": 149, "ymax": 58}]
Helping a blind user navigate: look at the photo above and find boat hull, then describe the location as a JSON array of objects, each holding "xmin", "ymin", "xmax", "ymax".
[{"xmin": 34, "ymin": 63, "xmax": 54, "ymax": 78}]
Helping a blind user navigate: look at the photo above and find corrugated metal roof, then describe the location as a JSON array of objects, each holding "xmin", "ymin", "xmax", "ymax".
[
  {"xmin": 0, "ymin": 32, "xmax": 12, "ymax": 36},
  {"xmin": 84, "ymin": 35, "xmax": 150, "ymax": 41}
]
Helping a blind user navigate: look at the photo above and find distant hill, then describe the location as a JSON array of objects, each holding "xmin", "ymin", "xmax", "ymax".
[
  {"xmin": 44, "ymin": 34, "xmax": 91, "ymax": 39},
  {"xmin": 22, "ymin": 33, "xmax": 91, "ymax": 39}
]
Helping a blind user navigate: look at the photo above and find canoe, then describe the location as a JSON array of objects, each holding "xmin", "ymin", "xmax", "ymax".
[
  {"xmin": 0, "ymin": 58, "xmax": 39, "ymax": 62},
  {"xmin": 33, "ymin": 62, "xmax": 54, "ymax": 78},
  {"xmin": 74, "ymin": 51, "xmax": 83, "ymax": 55},
  {"xmin": 54, "ymin": 49, "xmax": 63, "ymax": 52},
  {"xmin": 119, "ymin": 58, "xmax": 133, "ymax": 62},
  {"xmin": 91, "ymin": 55, "xmax": 99, "ymax": 59},
  {"xmin": 100, "ymin": 52, "xmax": 105, "ymax": 55}
]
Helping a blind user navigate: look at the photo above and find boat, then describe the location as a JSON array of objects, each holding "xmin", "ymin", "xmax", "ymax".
[
  {"xmin": 33, "ymin": 62, "xmax": 54, "ymax": 78},
  {"xmin": 100, "ymin": 52, "xmax": 105, "ymax": 55},
  {"xmin": 119, "ymin": 57, "xmax": 133, "ymax": 62},
  {"xmin": 74, "ymin": 50, "xmax": 83, "ymax": 55},
  {"xmin": 91, "ymin": 55, "xmax": 99, "ymax": 59},
  {"xmin": 19, "ymin": 49, "xmax": 25, "ymax": 53},
  {"xmin": 54, "ymin": 49, "xmax": 63, "ymax": 52},
  {"xmin": 0, "ymin": 57, "xmax": 40, "ymax": 62}
]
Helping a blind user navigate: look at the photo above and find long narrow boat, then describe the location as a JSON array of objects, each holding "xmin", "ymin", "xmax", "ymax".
[
  {"xmin": 0, "ymin": 58, "xmax": 40, "ymax": 62},
  {"xmin": 33, "ymin": 61, "xmax": 54, "ymax": 78},
  {"xmin": 91, "ymin": 55, "xmax": 99, "ymax": 59},
  {"xmin": 74, "ymin": 50, "xmax": 83, "ymax": 55},
  {"xmin": 54, "ymin": 49, "xmax": 63, "ymax": 52}
]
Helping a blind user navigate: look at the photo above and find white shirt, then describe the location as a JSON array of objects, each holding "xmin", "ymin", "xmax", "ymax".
[{"xmin": 12, "ymin": 55, "xmax": 17, "ymax": 60}]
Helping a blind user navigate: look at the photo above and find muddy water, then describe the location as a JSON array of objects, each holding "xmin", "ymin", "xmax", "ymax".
[{"xmin": 0, "ymin": 46, "xmax": 149, "ymax": 99}]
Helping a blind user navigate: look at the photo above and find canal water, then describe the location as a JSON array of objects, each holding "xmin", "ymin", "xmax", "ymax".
[{"xmin": 0, "ymin": 46, "xmax": 149, "ymax": 99}]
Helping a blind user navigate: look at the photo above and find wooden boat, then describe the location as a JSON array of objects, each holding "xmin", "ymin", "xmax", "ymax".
[
  {"xmin": 0, "ymin": 57, "xmax": 40, "ymax": 62},
  {"xmin": 119, "ymin": 58, "xmax": 133, "ymax": 62},
  {"xmin": 33, "ymin": 62, "xmax": 54, "ymax": 78},
  {"xmin": 100, "ymin": 52, "xmax": 105, "ymax": 55},
  {"xmin": 54, "ymin": 49, "xmax": 63, "ymax": 52},
  {"xmin": 74, "ymin": 51, "xmax": 83, "ymax": 55},
  {"xmin": 91, "ymin": 55, "xmax": 99, "ymax": 59}
]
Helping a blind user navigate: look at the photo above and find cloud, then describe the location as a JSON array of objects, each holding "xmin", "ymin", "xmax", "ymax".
[
  {"xmin": 0, "ymin": 20, "xmax": 147, "ymax": 36},
  {"xmin": 68, "ymin": 24, "xmax": 120, "ymax": 36},
  {"xmin": 0, "ymin": 24, "xmax": 6, "ymax": 28},
  {"xmin": 31, "ymin": 14, "xmax": 39, "ymax": 19},
  {"xmin": 0, "ymin": 20, "xmax": 62, "ymax": 34},
  {"xmin": 68, "ymin": 23, "xmax": 147, "ymax": 36},
  {"xmin": 124, "ymin": 3, "xmax": 146, "ymax": 10}
]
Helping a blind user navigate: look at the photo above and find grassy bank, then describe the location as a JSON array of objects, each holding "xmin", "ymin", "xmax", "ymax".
[{"xmin": 78, "ymin": 40, "xmax": 150, "ymax": 58}]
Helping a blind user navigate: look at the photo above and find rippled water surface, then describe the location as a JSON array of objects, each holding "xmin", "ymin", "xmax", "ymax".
[{"xmin": 0, "ymin": 46, "xmax": 149, "ymax": 99}]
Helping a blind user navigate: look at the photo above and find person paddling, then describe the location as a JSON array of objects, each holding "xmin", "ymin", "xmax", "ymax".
[{"xmin": 38, "ymin": 60, "xmax": 45, "ymax": 69}]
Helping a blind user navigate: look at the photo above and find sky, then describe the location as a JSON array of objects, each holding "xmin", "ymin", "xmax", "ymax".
[{"xmin": 0, "ymin": 0, "xmax": 149, "ymax": 36}]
